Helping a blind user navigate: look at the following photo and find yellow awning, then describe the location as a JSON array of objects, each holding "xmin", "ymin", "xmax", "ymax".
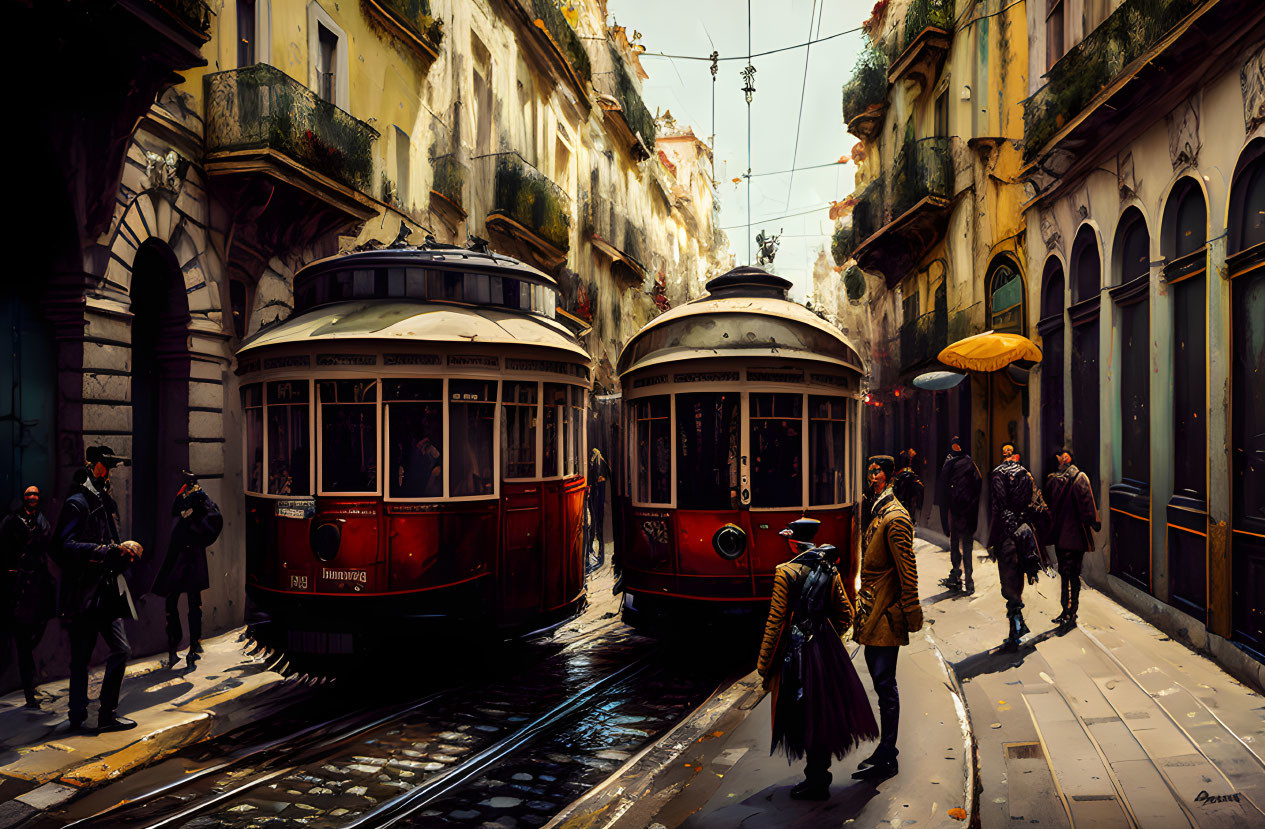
[{"xmin": 937, "ymin": 331, "xmax": 1042, "ymax": 373}]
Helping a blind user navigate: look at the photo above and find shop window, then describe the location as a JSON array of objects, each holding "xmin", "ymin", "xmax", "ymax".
[
  {"xmin": 319, "ymin": 379, "xmax": 378, "ymax": 493},
  {"xmin": 503, "ymin": 381, "xmax": 538, "ymax": 479},
  {"xmin": 1232, "ymin": 274, "xmax": 1265, "ymax": 523},
  {"xmin": 1114, "ymin": 209, "xmax": 1150, "ymax": 484},
  {"xmin": 386, "ymin": 379, "xmax": 443, "ymax": 498},
  {"xmin": 634, "ymin": 396, "xmax": 671, "ymax": 505},
  {"xmin": 676, "ymin": 392, "xmax": 739, "ymax": 511},
  {"xmin": 750, "ymin": 393, "xmax": 803, "ymax": 508},
  {"xmin": 267, "ymin": 380, "xmax": 310, "ymax": 495},
  {"xmin": 243, "ymin": 383, "xmax": 264, "ymax": 493},
  {"xmin": 450, "ymin": 379, "xmax": 497, "ymax": 497},
  {"xmin": 1172, "ymin": 274, "xmax": 1206, "ymax": 496},
  {"xmin": 809, "ymin": 396, "xmax": 847, "ymax": 506}
]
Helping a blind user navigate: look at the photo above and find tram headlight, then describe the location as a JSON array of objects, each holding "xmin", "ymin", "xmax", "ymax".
[
  {"xmin": 712, "ymin": 524, "xmax": 747, "ymax": 560},
  {"xmin": 310, "ymin": 521, "xmax": 342, "ymax": 563}
]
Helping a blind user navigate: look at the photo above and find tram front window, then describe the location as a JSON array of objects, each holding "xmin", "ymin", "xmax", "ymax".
[
  {"xmin": 267, "ymin": 381, "xmax": 310, "ymax": 495},
  {"xmin": 243, "ymin": 384, "xmax": 263, "ymax": 493},
  {"xmin": 387, "ymin": 379, "xmax": 443, "ymax": 498},
  {"xmin": 676, "ymin": 392, "xmax": 739, "ymax": 510},
  {"xmin": 809, "ymin": 396, "xmax": 846, "ymax": 506},
  {"xmin": 319, "ymin": 379, "xmax": 378, "ymax": 493},
  {"xmin": 635, "ymin": 396, "xmax": 671, "ymax": 504},
  {"xmin": 750, "ymin": 393, "xmax": 802, "ymax": 508},
  {"xmin": 503, "ymin": 381, "xmax": 537, "ymax": 479},
  {"xmin": 451, "ymin": 379, "xmax": 497, "ymax": 497}
]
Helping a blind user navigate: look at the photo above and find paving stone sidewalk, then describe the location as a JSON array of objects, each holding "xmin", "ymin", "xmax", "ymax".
[{"xmin": 917, "ymin": 529, "xmax": 1265, "ymax": 829}]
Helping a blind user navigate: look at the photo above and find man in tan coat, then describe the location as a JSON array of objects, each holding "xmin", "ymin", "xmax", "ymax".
[{"xmin": 853, "ymin": 455, "xmax": 923, "ymax": 780}]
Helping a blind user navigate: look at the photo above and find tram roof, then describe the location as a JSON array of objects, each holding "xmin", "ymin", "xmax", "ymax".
[
  {"xmin": 294, "ymin": 241, "xmax": 559, "ymax": 289},
  {"xmin": 617, "ymin": 267, "xmax": 863, "ymax": 376},
  {"xmin": 237, "ymin": 300, "xmax": 588, "ymax": 360}
]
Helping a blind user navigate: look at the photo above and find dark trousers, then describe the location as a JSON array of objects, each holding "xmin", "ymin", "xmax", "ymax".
[
  {"xmin": 13, "ymin": 620, "xmax": 46, "ymax": 702},
  {"xmin": 165, "ymin": 591, "xmax": 203, "ymax": 652},
  {"xmin": 949, "ymin": 530, "xmax": 972, "ymax": 584},
  {"xmin": 864, "ymin": 645, "xmax": 900, "ymax": 759},
  {"xmin": 805, "ymin": 747, "xmax": 831, "ymax": 785},
  {"xmin": 68, "ymin": 614, "xmax": 130, "ymax": 724},
  {"xmin": 996, "ymin": 538, "xmax": 1025, "ymax": 613},
  {"xmin": 1055, "ymin": 547, "xmax": 1084, "ymax": 613}
]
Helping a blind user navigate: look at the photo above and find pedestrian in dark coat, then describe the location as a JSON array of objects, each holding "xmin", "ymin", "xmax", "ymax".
[
  {"xmin": 152, "ymin": 473, "xmax": 222, "ymax": 668},
  {"xmin": 935, "ymin": 436, "xmax": 982, "ymax": 593},
  {"xmin": 1, "ymin": 486, "xmax": 56, "ymax": 708},
  {"xmin": 758, "ymin": 519, "xmax": 878, "ymax": 800},
  {"xmin": 52, "ymin": 446, "xmax": 143, "ymax": 733},
  {"xmin": 988, "ymin": 444, "xmax": 1041, "ymax": 651},
  {"xmin": 1043, "ymin": 447, "xmax": 1100, "ymax": 632},
  {"xmin": 891, "ymin": 449, "xmax": 925, "ymax": 523}
]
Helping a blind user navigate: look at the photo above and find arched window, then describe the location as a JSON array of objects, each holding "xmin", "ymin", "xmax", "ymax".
[
  {"xmin": 1038, "ymin": 258, "xmax": 1066, "ymax": 470},
  {"xmin": 1163, "ymin": 178, "xmax": 1208, "ymax": 261},
  {"xmin": 1040, "ymin": 258, "xmax": 1064, "ymax": 322},
  {"xmin": 1116, "ymin": 208, "xmax": 1150, "ymax": 286},
  {"xmin": 1071, "ymin": 224, "xmax": 1100, "ymax": 304},
  {"xmin": 987, "ymin": 257, "xmax": 1023, "ymax": 334},
  {"xmin": 1069, "ymin": 224, "xmax": 1100, "ymax": 494},
  {"xmin": 1230, "ymin": 140, "xmax": 1265, "ymax": 254},
  {"xmin": 1162, "ymin": 179, "xmax": 1207, "ymax": 503},
  {"xmin": 1111, "ymin": 208, "xmax": 1151, "ymax": 489}
]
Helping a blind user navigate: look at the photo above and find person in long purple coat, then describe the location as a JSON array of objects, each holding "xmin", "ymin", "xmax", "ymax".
[{"xmin": 152, "ymin": 473, "xmax": 222, "ymax": 669}]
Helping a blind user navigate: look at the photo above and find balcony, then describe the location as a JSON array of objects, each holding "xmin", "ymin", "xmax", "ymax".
[
  {"xmin": 887, "ymin": 0, "xmax": 952, "ymax": 88},
  {"xmin": 428, "ymin": 153, "xmax": 467, "ymax": 219},
  {"xmin": 513, "ymin": 0, "xmax": 591, "ymax": 104},
  {"xmin": 900, "ymin": 302, "xmax": 948, "ymax": 370},
  {"xmin": 484, "ymin": 152, "xmax": 572, "ymax": 269},
  {"xmin": 1023, "ymin": 0, "xmax": 1251, "ymax": 183},
  {"xmin": 117, "ymin": 0, "xmax": 211, "ymax": 62},
  {"xmin": 851, "ymin": 137, "xmax": 953, "ymax": 285},
  {"xmin": 583, "ymin": 192, "xmax": 648, "ymax": 282},
  {"xmin": 366, "ymin": 0, "xmax": 443, "ymax": 62},
  {"xmin": 842, "ymin": 45, "xmax": 889, "ymax": 141},
  {"xmin": 596, "ymin": 46, "xmax": 656, "ymax": 160}
]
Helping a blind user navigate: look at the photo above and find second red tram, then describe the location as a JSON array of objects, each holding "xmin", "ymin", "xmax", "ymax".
[
  {"xmin": 235, "ymin": 242, "xmax": 591, "ymax": 659},
  {"xmin": 613, "ymin": 267, "xmax": 865, "ymax": 625}
]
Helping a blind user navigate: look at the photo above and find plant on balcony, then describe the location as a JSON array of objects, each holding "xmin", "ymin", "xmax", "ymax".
[
  {"xmin": 530, "ymin": 0, "xmax": 592, "ymax": 86},
  {"xmin": 492, "ymin": 153, "xmax": 572, "ymax": 253},
  {"xmin": 851, "ymin": 175, "xmax": 886, "ymax": 244},
  {"xmin": 606, "ymin": 46, "xmax": 657, "ymax": 148},
  {"xmin": 842, "ymin": 45, "xmax": 890, "ymax": 125},
  {"xmin": 164, "ymin": 0, "xmax": 211, "ymax": 35},
  {"xmin": 832, "ymin": 223, "xmax": 856, "ymax": 266},
  {"xmin": 844, "ymin": 265, "xmax": 866, "ymax": 301},
  {"xmin": 902, "ymin": 0, "xmax": 953, "ymax": 52},
  {"xmin": 373, "ymin": 0, "xmax": 444, "ymax": 51},
  {"xmin": 430, "ymin": 154, "xmax": 465, "ymax": 207},
  {"xmin": 892, "ymin": 136, "xmax": 951, "ymax": 217},
  {"xmin": 1023, "ymin": 0, "xmax": 1201, "ymax": 161}
]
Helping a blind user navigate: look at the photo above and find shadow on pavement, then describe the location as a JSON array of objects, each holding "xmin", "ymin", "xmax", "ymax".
[
  {"xmin": 682, "ymin": 778, "xmax": 883, "ymax": 828},
  {"xmin": 953, "ymin": 626, "xmax": 1063, "ymax": 681}
]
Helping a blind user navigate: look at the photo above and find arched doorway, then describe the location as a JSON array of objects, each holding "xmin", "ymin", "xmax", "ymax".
[
  {"xmin": 1070, "ymin": 224, "xmax": 1101, "ymax": 497},
  {"xmin": 1038, "ymin": 258, "xmax": 1065, "ymax": 475},
  {"xmin": 129, "ymin": 240, "xmax": 192, "ymax": 592},
  {"xmin": 0, "ymin": 291, "xmax": 56, "ymax": 512},
  {"xmin": 985, "ymin": 256, "xmax": 1025, "ymax": 470}
]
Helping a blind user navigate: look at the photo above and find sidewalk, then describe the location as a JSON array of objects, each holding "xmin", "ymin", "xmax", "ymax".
[{"xmin": 916, "ymin": 529, "xmax": 1265, "ymax": 828}]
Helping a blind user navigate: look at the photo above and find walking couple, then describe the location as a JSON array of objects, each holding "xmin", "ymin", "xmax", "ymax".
[{"xmin": 756, "ymin": 454, "xmax": 922, "ymax": 800}]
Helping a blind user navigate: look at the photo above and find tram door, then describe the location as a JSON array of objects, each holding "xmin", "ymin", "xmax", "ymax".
[{"xmin": 501, "ymin": 381, "xmax": 546, "ymax": 620}]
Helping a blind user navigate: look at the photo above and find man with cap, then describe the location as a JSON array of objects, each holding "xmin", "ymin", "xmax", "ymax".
[
  {"xmin": 1, "ymin": 485, "xmax": 56, "ymax": 708},
  {"xmin": 891, "ymin": 449, "xmax": 924, "ymax": 524},
  {"xmin": 53, "ymin": 446, "xmax": 143, "ymax": 732},
  {"xmin": 852, "ymin": 455, "xmax": 922, "ymax": 780},
  {"xmin": 935, "ymin": 436, "xmax": 982, "ymax": 593},
  {"xmin": 988, "ymin": 443, "xmax": 1040, "ymax": 651},
  {"xmin": 1043, "ymin": 447, "xmax": 1100, "ymax": 632}
]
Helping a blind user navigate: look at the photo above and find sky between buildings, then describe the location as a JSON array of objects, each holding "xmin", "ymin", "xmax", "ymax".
[{"xmin": 608, "ymin": 0, "xmax": 870, "ymax": 300}]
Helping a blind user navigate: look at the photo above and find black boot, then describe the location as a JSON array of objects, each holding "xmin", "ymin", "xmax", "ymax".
[
  {"xmin": 1059, "ymin": 582, "xmax": 1080, "ymax": 632},
  {"xmin": 963, "ymin": 577, "xmax": 974, "ymax": 594},
  {"xmin": 790, "ymin": 771, "xmax": 832, "ymax": 800},
  {"xmin": 1002, "ymin": 610, "xmax": 1028, "ymax": 652},
  {"xmin": 940, "ymin": 574, "xmax": 962, "ymax": 592},
  {"xmin": 852, "ymin": 757, "xmax": 899, "ymax": 780}
]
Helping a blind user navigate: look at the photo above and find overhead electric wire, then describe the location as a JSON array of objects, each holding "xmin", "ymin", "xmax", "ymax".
[
  {"xmin": 639, "ymin": 25, "xmax": 863, "ymax": 62},
  {"xmin": 721, "ymin": 203, "xmax": 830, "ymax": 230},
  {"xmin": 783, "ymin": 0, "xmax": 821, "ymax": 212}
]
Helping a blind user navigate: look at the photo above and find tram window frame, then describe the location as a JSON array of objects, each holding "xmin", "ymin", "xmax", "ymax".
[
  {"xmin": 266, "ymin": 380, "xmax": 312, "ymax": 496},
  {"xmin": 808, "ymin": 394, "xmax": 848, "ymax": 507},
  {"xmin": 384, "ymin": 377, "xmax": 446, "ymax": 501},
  {"xmin": 748, "ymin": 392, "xmax": 805, "ymax": 511},
  {"xmin": 243, "ymin": 383, "xmax": 265, "ymax": 495},
  {"xmin": 502, "ymin": 380, "xmax": 540, "ymax": 481},
  {"xmin": 675, "ymin": 391, "xmax": 740, "ymax": 511},
  {"xmin": 449, "ymin": 378, "xmax": 499, "ymax": 499},
  {"xmin": 542, "ymin": 383, "xmax": 565, "ymax": 479},
  {"xmin": 632, "ymin": 395, "xmax": 673, "ymax": 507},
  {"xmin": 316, "ymin": 378, "xmax": 382, "ymax": 497}
]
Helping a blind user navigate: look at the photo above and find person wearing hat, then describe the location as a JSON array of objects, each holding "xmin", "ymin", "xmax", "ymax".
[
  {"xmin": 153, "ymin": 471, "xmax": 223, "ymax": 669},
  {"xmin": 52, "ymin": 446, "xmax": 143, "ymax": 733},
  {"xmin": 1, "ymin": 485, "xmax": 56, "ymax": 708},
  {"xmin": 1042, "ymin": 447, "xmax": 1100, "ymax": 632},
  {"xmin": 935, "ymin": 436, "xmax": 982, "ymax": 593},
  {"xmin": 852, "ymin": 455, "xmax": 922, "ymax": 780},
  {"xmin": 757, "ymin": 518, "xmax": 878, "ymax": 800},
  {"xmin": 988, "ymin": 443, "xmax": 1040, "ymax": 651},
  {"xmin": 891, "ymin": 449, "xmax": 924, "ymax": 524}
]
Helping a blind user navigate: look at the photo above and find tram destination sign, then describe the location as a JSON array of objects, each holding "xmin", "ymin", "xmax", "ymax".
[{"xmin": 275, "ymin": 498, "xmax": 316, "ymax": 519}]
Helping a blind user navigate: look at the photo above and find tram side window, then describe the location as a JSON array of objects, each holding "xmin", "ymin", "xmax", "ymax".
[
  {"xmin": 565, "ymin": 386, "xmax": 584, "ymax": 477},
  {"xmin": 635, "ymin": 396, "xmax": 671, "ymax": 504},
  {"xmin": 750, "ymin": 393, "xmax": 803, "ymax": 508},
  {"xmin": 543, "ymin": 383, "xmax": 565, "ymax": 477},
  {"xmin": 386, "ymin": 379, "xmax": 443, "ymax": 498},
  {"xmin": 676, "ymin": 392, "xmax": 739, "ymax": 510},
  {"xmin": 243, "ymin": 384, "xmax": 264, "ymax": 493},
  {"xmin": 318, "ymin": 379, "xmax": 378, "ymax": 493},
  {"xmin": 267, "ymin": 381, "xmax": 310, "ymax": 495},
  {"xmin": 451, "ymin": 379, "xmax": 497, "ymax": 496},
  {"xmin": 809, "ymin": 396, "xmax": 847, "ymax": 506},
  {"xmin": 503, "ymin": 381, "xmax": 538, "ymax": 479}
]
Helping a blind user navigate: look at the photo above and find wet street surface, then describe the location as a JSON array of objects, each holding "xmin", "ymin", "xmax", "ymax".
[{"xmin": 44, "ymin": 616, "xmax": 750, "ymax": 829}]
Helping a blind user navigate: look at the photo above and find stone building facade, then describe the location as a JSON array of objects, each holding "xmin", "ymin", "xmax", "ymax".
[{"xmin": 1, "ymin": 0, "xmax": 727, "ymax": 690}]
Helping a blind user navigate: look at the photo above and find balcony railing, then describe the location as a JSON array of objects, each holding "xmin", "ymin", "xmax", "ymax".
[
  {"xmin": 204, "ymin": 64, "xmax": 377, "ymax": 193},
  {"xmin": 900, "ymin": 0, "xmax": 953, "ymax": 53},
  {"xmin": 596, "ymin": 45, "xmax": 656, "ymax": 156},
  {"xmin": 892, "ymin": 136, "xmax": 952, "ymax": 216},
  {"xmin": 842, "ymin": 45, "xmax": 889, "ymax": 139},
  {"xmin": 1023, "ymin": 0, "xmax": 1201, "ymax": 162},
  {"xmin": 430, "ymin": 153, "xmax": 466, "ymax": 209},
  {"xmin": 900, "ymin": 302, "xmax": 948, "ymax": 369},
  {"xmin": 584, "ymin": 192, "xmax": 648, "ymax": 273},
  {"xmin": 489, "ymin": 151, "xmax": 572, "ymax": 254},
  {"xmin": 529, "ymin": 0, "xmax": 591, "ymax": 87},
  {"xmin": 367, "ymin": 0, "xmax": 443, "ymax": 57}
]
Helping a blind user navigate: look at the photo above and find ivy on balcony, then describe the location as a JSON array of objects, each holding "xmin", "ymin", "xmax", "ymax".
[
  {"xmin": 598, "ymin": 44, "xmax": 656, "ymax": 153},
  {"xmin": 491, "ymin": 151, "xmax": 572, "ymax": 253},
  {"xmin": 430, "ymin": 153, "xmax": 465, "ymax": 208},
  {"xmin": 1023, "ymin": 0, "xmax": 1201, "ymax": 162},
  {"xmin": 832, "ymin": 223, "xmax": 855, "ymax": 267},
  {"xmin": 204, "ymin": 65, "xmax": 377, "ymax": 193},
  {"xmin": 844, "ymin": 265, "xmax": 866, "ymax": 301},
  {"xmin": 892, "ymin": 136, "xmax": 951, "ymax": 217},
  {"xmin": 900, "ymin": 302, "xmax": 948, "ymax": 369},
  {"xmin": 367, "ymin": 0, "xmax": 444, "ymax": 58},
  {"xmin": 530, "ymin": 0, "xmax": 591, "ymax": 87},
  {"xmin": 901, "ymin": 0, "xmax": 952, "ymax": 52},
  {"xmin": 842, "ymin": 45, "xmax": 890, "ymax": 126},
  {"xmin": 161, "ymin": 0, "xmax": 212, "ymax": 34}
]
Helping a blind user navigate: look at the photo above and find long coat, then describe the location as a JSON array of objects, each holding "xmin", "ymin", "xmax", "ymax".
[
  {"xmin": 1043, "ymin": 464, "xmax": 1098, "ymax": 552},
  {"xmin": 855, "ymin": 489, "xmax": 923, "ymax": 647},
  {"xmin": 987, "ymin": 460, "xmax": 1035, "ymax": 550},
  {"xmin": 0, "ymin": 508, "xmax": 56, "ymax": 626},
  {"xmin": 153, "ymin": 489, "xmax": 223, "ymax": 597},
  {"xmin": 936, "ymin": 453, "xmax": 982, "ymax": 535},
  {"xmin": 757, "ymin": 557, "xmax": 854, "ymax": 692},
  {"xmin": 52, "ymin": 482, "xmax": 136, "ymax": 621}
]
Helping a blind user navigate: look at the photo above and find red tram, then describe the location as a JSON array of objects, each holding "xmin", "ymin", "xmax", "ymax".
[
  {"xmin": 235, "ymin": 241, "xmax": 591, "ymax": 659},
  {"xmin": 613, "ymin": 267, "xmax": 865, "ymax": 626}
]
